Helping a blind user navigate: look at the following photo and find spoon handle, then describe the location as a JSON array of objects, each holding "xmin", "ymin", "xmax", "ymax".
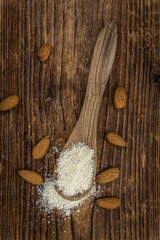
[
  {"xmin": 69, "ymin": 21, "xmax": 117, "ymax": 149},
  {"xmin": 86, "ymin": 21, "xmax": 117, "ymax": 99}
]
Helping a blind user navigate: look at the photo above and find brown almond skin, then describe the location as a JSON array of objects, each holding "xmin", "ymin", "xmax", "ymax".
[
  {"xmin": 18, "ymin": 170, "xmax": 43, "ymax": 185},
  {"xmin": 96, "ymin": 167, "xmax": 120, "ymax": 183},
  {"xmin": 106, "ymin": 132, "xmax": 127, "ymax": 147},
  {"xmin": 96, "ymin": 198, "xmax": 120, "ymax": 209},
  {"xmin": 0, "ymin": 95, "xmax": 19, "ymax": 111},
  {"xmin": 32, "ymin": 136, "xmax": 50, "ymax": 159},
  {"xmin": 114, "ymin": 86, "xmax": 127, "ymax": 109},
  {"xmin": 37, "ymin": 43, "xmax": 51, "ymax": 62}
]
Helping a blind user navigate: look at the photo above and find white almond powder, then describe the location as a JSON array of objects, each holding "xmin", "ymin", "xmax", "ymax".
[
  {"xmin": 56, "ymin": 143, "xmax": 95, "ymax": 197},
  {"xmin": 36, "ymin": 178, "xmax": 97, "ymax": 216},
  {"xmin": 36, "ymin": 143, "xmax": 101, "ymax": 216}
]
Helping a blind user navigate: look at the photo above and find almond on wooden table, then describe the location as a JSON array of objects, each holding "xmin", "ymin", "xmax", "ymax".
[
  {"xmin": 32, "ymin": 136, "xmax": 50, "ymax": 159},
  {"xmin": 96, "ymin": 198, "xmax": 120, "ymax": 209},
  {"xmin": 0, "ymin": 95, "xmax": 19, "ymax": 111},
  {"xmin": 106, "ymin": 132, "xmax": 127, "ymax": 147},
  {"xmin": 96, "ymin": 167, "xmax": 120, "ymax": 183},
  {"xmin": 114, "ymin": 86, "xmax": 127, "ymax": 109},
  {"xmin": 18, "ymin": 170, "xmax": 43, "ymax": 185},
  {"xmin": 37, "ymin": 43, "xmax": 51, "ymax": 62}
]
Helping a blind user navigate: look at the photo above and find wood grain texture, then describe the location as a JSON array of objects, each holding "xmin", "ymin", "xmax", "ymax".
[{"xmin": 0, "ymin": 0, "xmax": 159, "ymax": 239}]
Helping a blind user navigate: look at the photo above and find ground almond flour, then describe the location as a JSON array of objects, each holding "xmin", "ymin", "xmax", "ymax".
[
  {"xmin": 36, "ymin": 143, "xmax": 97, "ymax": 216},
  {"xmin": 37, "ymin": 178, "xmax": 97, "ymax": 216},
  {"xmin": 56, "ymin": 143, "xmax": 95, "ymax": 197}
]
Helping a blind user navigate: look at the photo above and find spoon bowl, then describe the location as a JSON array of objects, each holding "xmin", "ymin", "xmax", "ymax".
[
  {"xmin": 53, "ymin": 137, "xmax": 96, "ymax": 201},
  {"xmin": 53, "ymin": 20, "xmax": 118, "ymax": 201}
]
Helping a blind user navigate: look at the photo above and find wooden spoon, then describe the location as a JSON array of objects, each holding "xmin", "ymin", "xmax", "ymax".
[{"xmin": 53, "ymin": 20, "xmax": 117, "ymax": 201}]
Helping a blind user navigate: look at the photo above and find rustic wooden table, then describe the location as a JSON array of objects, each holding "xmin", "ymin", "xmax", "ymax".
[{"xmin": 0, "ymin": 0, "xmax": 160, "ymax": 239}]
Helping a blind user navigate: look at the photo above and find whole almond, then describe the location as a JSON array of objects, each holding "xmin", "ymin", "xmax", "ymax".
[
  {"xmin": 0, "ymin": 95, "xmax": 19, "ymax": 111},
  {"xmin": 106, "ymin": 132, "xmax": 127, "ymax": 147},
  {"xmin": 18, "ymin": 170, "xmax": 43, "ymax": 185},
  {"xmin": 96, "ymin": 198, "xmax": 120, "ymax": 209},
  {"xmin": 37, "ymin": 43, "xmax": 51, "ymax": 62},
  {"xmin": 96, "ymin": 167, "xmax": 120, "ymax": 183},
  {"xmin": 32, "ymin": 136, "xmax": 50, "ymax": 159},
  {"xmin": 114, "ymin": 86, "xmax": 127, "ymax": 109}
]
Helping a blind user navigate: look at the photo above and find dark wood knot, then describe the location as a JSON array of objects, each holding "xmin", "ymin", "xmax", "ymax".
[{"xmin": 152, "ymin": 63, "xmax": 160, "ymax": 85}]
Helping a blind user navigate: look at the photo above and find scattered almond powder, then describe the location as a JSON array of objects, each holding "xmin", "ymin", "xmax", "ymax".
[
  {"xmin": 52, "ymin": 145, "xmax": 59, "ymax": 154},
  {"xmin": 36, "ymin": 143, "xmax": 109, "ymax": 217},
  {"xmin": 36, "ymin": 177, "xmax": 99, "ymax": 216}
]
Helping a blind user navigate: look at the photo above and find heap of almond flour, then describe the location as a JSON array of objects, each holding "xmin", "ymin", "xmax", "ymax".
[{"xmin": 36, "ymin": 143, "xmax": 98, "ymax": 216}]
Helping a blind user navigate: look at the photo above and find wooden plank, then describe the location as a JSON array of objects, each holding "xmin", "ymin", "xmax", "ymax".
[{"xmin": 0, "ymin": 0, "xmax": 160, "ymax": 239}]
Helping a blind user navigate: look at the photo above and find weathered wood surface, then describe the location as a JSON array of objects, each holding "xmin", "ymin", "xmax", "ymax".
[{"xmin": 0, "ymin": 0, "xmax": 160, "ymax": 239}]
